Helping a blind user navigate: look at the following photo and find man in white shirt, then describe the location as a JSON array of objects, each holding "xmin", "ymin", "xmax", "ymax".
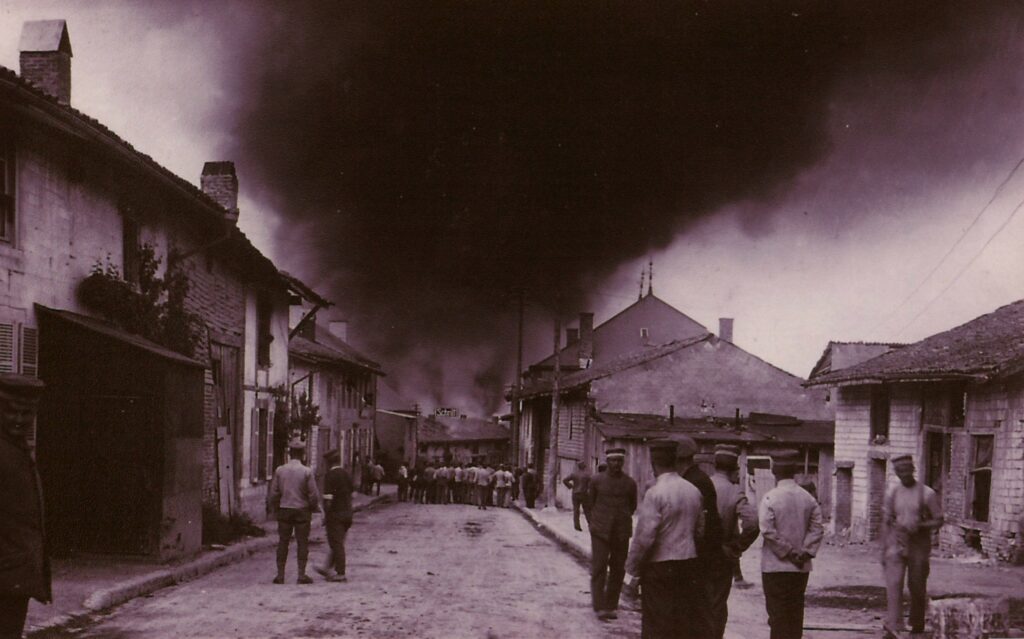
[
  {"xmin": 266, "ymin": 438, "xmax": 321, "ymax": 585},
  {"xmin": 494, "ymin": 464, "xmax": 510, "ymax": 507},
  {"xmin": 475, "ymin": 464, "xmax": 493, "ymax": 510},
  {"xmin": 625, "ymin": 439, "xmax": 704, "ymax": 637},
  {"xmin": 758, "ymin": 450, "xmax": 824, "ymax": 639}
]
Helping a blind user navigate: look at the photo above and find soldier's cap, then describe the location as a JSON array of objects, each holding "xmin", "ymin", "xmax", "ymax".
[
  {"xmin": 647, "ymin": 439, "xmax": 677, "ymax": 452},
  {"xmin": 771, "ymin": 449, "xmax": 801, "ymax": 468},
  {"xmin": 675, "ymin": 435, "xmax": 698, "ymax": 459},
  {"xmin": 323, "ymin": 448, "xmax": 341, "ymax": 463},
  {"xmin": 288, "ymin": 437, "xmax": 306, "ymax": 451},
  {"xmin": 0, "ymin": 374, "xmax": 45, "ymax": 401},
  {"xmin": 715, "ymin": 444, "xmax": 741, "ymax": 468},
  {"xmin": 892, "ymin": 454, "xmax": 915, "ymax": 469},
  {"xmin": 604, "ymin": 447, "xmax": 626, "ymax": 459}
]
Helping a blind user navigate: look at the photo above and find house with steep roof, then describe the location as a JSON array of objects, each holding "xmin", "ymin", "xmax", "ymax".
[
  {"xmin": 1, "ymin": 20, "xmax": 326, "ymax": 557},
  {"xmin": 417, "ymin": 414, "xmax": 510, "ymax": 466},
  {"xmin": 807, "ymin": 300, "xmax": 1024, "ymax": 562}
]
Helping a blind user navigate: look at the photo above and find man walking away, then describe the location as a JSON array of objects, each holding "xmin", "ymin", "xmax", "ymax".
[
  {"xmin": 397, "ymin": 462, "xmax": 409, "ymax": 502},
  {"xmin": 475, "ymin": 463, "xmax": 493, "ymax": 510},
  {"xmin": 563, "ymin": 461, "xmax": 592, "ymax": 531},
  {"xmin": 494, "ymin": 465, "xmax": 510, "ymax": 507},
  {"xmin": 587, "ymin": 448, "xmax": 638, "ymax": 621},
  {"xmin": 423, "ymin": 463, "xmax": 436, "ymax": 504},
  {"xmin": 267, "ymin": 437, "xmax": 321, "ymax": 584},
  {"xmin": 436, "ymin": 464, "xmax": 449, "ymax": 504},
  {"xmin": 371, "ymin": 462, "xmax": 384, "ymax": 496},
  {"xmin": 625, "ymin": 440, "xmax": 705, "ymax": 639},
  {"xmin": 316, "ymin": 448, "xmax": 353, "ymax": 582},
  {"xmin": 453, "ymin": 463, "xmax": 464, "ymax": 503},
  {"xmin": 676, "ymin": 436, "xmax": 722, "ymax": 638},
  {"xmin": 759, "ymin": 450, "xmax": 824, "ymax": 639},
  {"xmin": 523, "ymin": 463, "xmax": 539, "ymax": 508},
  {"xmin": 882, "ymin": 455, "xmax": 942, "ymax": 639},
  {"xmin": 0, "ymin": 375, "xmax": 48, "ymax": 639},
  {"xmin": 709, "ymin": 444, "xmax": 759, "ymax": 639}
]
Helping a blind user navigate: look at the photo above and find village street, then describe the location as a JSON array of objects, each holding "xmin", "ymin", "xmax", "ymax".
[{"xmin": 30, "ymin": 501, "xmax": 644, "ymax": 639}]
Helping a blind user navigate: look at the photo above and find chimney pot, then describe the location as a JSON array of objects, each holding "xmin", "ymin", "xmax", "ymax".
[
  {"xmin": 719, "ymin": 318, "xmax": 734, "ymax": 343},
  {"xmin": 201, "ymin": 161, "xmax": 239, "ymax": 223},
  {"xmin": 19, "ymin": 20, "xmax": 73, "ymax": 105},
  {"xmin": 329, "ymin": 320, "xmax": 349, "ymax": 342}
]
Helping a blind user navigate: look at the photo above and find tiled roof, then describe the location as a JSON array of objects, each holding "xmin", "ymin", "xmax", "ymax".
[
  {"xmin": 807, "ymin": 299, "xmax": 1024, "ymax": 386},
  {"xmin": 289, "ymin": 334, "xmax": 383, "ymax": 374},
  {"xmin": 594, "ymin": 412, "xmax": 834, "ymax": 446},
  {"xmin": 519, "ymin": 333, "xmax": 713, "ymax": 398},
  {"xmin": 807, "ymin": 341, "xmax": 904, "ymax": 381},
  {"xmin": 418, "ymin": 415, "xmax": 510, "ymax": 443}
]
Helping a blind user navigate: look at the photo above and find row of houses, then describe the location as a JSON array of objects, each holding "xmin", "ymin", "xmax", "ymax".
[
  {"xmin": 3, "ymin": 20, "xmax": 385, "ymax": 561},
  {"xmin": 512, "ymin": 288, "xmax": 1024, "ymax": 563}
]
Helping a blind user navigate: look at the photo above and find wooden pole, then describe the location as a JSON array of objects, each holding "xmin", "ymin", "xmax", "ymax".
[
  {"xmin": 511, "ymin": 288, "xmax": 524, "ymax": 465},
  {"xmin": 545, "ymin": 311, "xmax": 561, "ymax": 508}
]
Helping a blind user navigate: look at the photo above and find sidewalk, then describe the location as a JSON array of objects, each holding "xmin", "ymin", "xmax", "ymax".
[{"xmin": 25, "ymin": 485, "xmax": 395, "ymax": 636}]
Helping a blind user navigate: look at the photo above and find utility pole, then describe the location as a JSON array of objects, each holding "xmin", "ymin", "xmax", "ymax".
[
  {"xmin": 511, "ymin": 287, "xmax": 525, "ymax": 465},
  {"xmin": 545, "ymin": 307, "xmax": 561, "ymax": 509}
]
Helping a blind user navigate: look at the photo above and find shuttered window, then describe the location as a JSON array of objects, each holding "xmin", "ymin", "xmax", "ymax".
[
  {"xmin": 20, "ymin": 325, "xmax": 37, "ymax": 377},
  {"xmin": 265, "ymin": 408, "xmax": 275, "ymax": 480},
  {"xmin": 0, "ymin": 322, "xmax": 14, "ymax": 373}
]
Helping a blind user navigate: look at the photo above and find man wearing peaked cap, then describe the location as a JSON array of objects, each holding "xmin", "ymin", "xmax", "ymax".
[
  {"xmin": 586, "ymin": 447, "xmax": 637, "ymax": 621},
  {"xmin": 758, "ymin": 449, "xmax": 824, "ymax": 639},
  {"xmin": 267, "ymin": 434, "xmax": 321, "ymax": 585},
  {"xmin": 708, "ymin": 444, "xmax": 759, "ymax": 639},
  {"xmin": 315, "ymin": 448, "xmax": 354, "ymax": 583},
  {"xmin": 675, "ymin": 435, "xmax": 722, "ymax": 639},
  {"xmin": 882, "ymin": 455, "xmax": 942, "ymax": 638},
  {"xmin": 0, "ymin": 374, "xmax": 48, "ymax": 639}
]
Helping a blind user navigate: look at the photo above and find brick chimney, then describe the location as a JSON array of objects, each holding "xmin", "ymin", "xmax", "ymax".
[
  {"xmin": 566, "ymin": 328, "xmax": 579, "ymax": 345},
  {"xmin": 329, "ymin": 320, "xmax": 348, "ymax": 342},
  {"xmin": 19, "ymin": 20, "xmax": 73, "ymax": 105},
  {"xmin": 719, "ymin": 318, "xmax": 734, "ymax": 343},
  {"xmin": 577, "ymin": 312, "xmax": 594, "ymax": 368},
  {"xmin": 200, "ymin": 161, "xmax": 239, "ymax": 223}
]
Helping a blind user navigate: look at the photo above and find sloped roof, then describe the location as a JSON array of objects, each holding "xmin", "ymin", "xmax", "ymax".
[
  {"xmin": 807, "ymin": 299, "xmax": 1024, "ymax": 386},
  {"xmin": 418, "ymin": 415, "xmax": 510, "ymax": 444},
  {"xmin": 594, "ymin": 412, "xmax": 834, "ymax": 446},
  {"xmin": 19, "ymin": 20, "xmax": 72, "ymax": 54},
  {"xmin": 289, "ymin": 333, "xmax": 383, "ymax": 375},
  {"xmin": 808, "ymin": 341, "xmax": 904, "ymax": 381}
]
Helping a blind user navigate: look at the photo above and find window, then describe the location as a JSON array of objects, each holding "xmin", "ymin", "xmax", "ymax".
[
  {"xmin": 969, "ymin": 435, "xmax": 993, "ymax": 522},
  {"xmin": 256, "ymin": 293, "xmax": 273, "ymax": 368},
  {"xmin": 869, "ymin": 385, "xmax": 890, "ymax": 442},
  {"xmin": 326, "ymin": 376, "xmax": 335, "ymax": 401},
  {"xmin": 922, "ymin": 383, "xmax": 966, "ymax": 427},
  {"xmin": 122, "ymin": 217, "xmax": 140, "ymax": 285},
  {"xmin": 0, "ymin": 322, "xmax": 37, "ymax": 377},
  {"xmin": 640, "ymin": 327, "xmax": 649, "ymax": 339},
  {"xmin": 0, "ymin": 135, "xmax": 14, "ymax": 243}
]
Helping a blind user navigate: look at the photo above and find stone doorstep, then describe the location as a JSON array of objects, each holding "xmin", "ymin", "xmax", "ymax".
[{"xmin": 25, "ymin": 491, "xmax": 394, "ymax": 637}]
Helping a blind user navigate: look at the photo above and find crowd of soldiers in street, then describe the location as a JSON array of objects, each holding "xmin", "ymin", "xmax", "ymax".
[{"xmin": 394, "ymin": 461, "xmax": 541, "ymax": 510}]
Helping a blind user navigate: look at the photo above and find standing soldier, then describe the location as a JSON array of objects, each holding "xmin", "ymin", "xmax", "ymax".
[
  {"xmin": 708, "ymin": 444, "xmax": 759, "ymax": 639},
  {"xmin": 758, "ymin": 450, "xmax": 824, "ymax": 639},
  {"xmin": 523, "ymin": 463, "xmax": 539, "ymax": 509},
  {"xmin": 882, "ymin": 455, "xmax": 943, "ymax": 639},
  {"xmin": 316, "ymin": 448, "xmax": 353, "ymax": 582},
  {"xmin": 267, "ymin": 438, "xmax": 321, "ymax": 584},
  {"xmin": 676, "ymin": 436, "xmax": 722, "ymax": 638},
  {"xmin": 625, "ymin": 440, "xmax": 704, "ymax": 639},
  {"xmin": 586, "ymin": 448, "xmax": 637, "ymax": 621},
  {"xmin": 562, "ymin": 461, "xmax": 592, "ymax": 531},
  {"xmin": 475, "ymin": 462, "xmax": 493, "ymax": 510},
  {"xmin": 453, "ymin": 463, "xmax": 465, "ymax": 504},
  {"xmin": 0, "ymin": 375, "xmax": 48, "ymax": 639}
]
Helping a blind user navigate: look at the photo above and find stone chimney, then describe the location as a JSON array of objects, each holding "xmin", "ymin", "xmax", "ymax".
[
  {"xmin": 719, "ymin": 318, "xmax": 734, "ymax": 343},
  {"xmin": 577, "ymin": 312, "xmax": 594, "ymax": 368},
  {"xmin": 200, "ymin": 161, "xmax": 239, "ymax": 223},
  {"xmin": 329, "ymin": 320, "xmax": 348, "ymax": 342},
  {"xmin": 19, "ymin": 20, "xmax": 73, "ymax": 105},
  {"xmin": 566, "ymin": 328, "xmax": 579, "ymax": 345}
]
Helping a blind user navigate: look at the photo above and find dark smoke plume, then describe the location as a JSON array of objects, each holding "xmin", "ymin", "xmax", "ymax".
[{"xmin": 218, "ymin": 1, "xmax": 1014, "ymax": 414}]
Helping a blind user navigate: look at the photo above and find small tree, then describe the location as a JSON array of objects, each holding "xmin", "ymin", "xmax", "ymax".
[{"xmin": 289, "ymin": 390, "xmax": 321, "ymax": 444}]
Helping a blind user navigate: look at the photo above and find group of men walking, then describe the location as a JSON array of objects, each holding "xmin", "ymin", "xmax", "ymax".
[
  {"xmin": 584, "ymin": 441, "xmax": 942, "ymax": 639},
  {"xmin": 398, "ymin": 461, "xmax": 539, "ymax": 509}
]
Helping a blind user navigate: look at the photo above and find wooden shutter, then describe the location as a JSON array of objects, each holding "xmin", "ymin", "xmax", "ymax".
[
  {"xmin": 250, "ymin": 407, "xmax": 260, "ymax": 484},
  {"xmin": 0, "ymin": 322, "xmax": 14, "ymax": 373},
  {"xmin": 19, "ymin": 325, "xmax": 37, "ymax": 377},
  {"xmin": 266, "ymin": 408, "xmax": 275, "ymax": 480}
]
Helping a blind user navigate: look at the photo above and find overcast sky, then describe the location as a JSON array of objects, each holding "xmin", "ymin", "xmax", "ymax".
[{"xmin": 3, "ymin": 1, "xmax": 1024, "ymax": 415}]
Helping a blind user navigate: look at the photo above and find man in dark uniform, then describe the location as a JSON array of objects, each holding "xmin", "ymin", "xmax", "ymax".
[
  {"xmin": 562, "ymin": 461, "xmax": 592, "ymax": 531},
  {"xmin": 523, "ymin": 463, "xmax": 539, "ymax": 509},
  {"xmin": 626, "ymin": 440, "xmax": 704, "ymax": 639},
  {"xmin": 316, "ymin": 448, "xmax": 353, "ymax": 582},
  {"xmin": 676, "ymin": 435, "xmax": 722, "ymax": 638},
  {"xmin": 586, "ymin": 447, "xmax": 637, "ymax": 621},
  {"xmin": 267, "ymin": 438, "xmax": 321, "ymax": 584},
  {"xmin": 0, "ymin": 374, "xmax": 48, "ymax": 639}
]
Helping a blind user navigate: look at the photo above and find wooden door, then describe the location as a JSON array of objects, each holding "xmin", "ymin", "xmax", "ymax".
[
  {"xmin": 211, "ymin": 343, "xmax": 241, "ymax": 514},
  {"xmin": 216, "ymin": 426, "xmax": 234, "ymax": 514}
]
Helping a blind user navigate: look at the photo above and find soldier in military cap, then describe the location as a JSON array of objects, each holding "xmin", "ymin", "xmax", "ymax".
[
  {"xmin": 315, "ymin": 448, "xmax": 354, "ymax": 582},
  {"xmin": 708, "ymin": 443, "xmax": 759, "ymax": 638},
  {"xmin": 267, "ymin": 437, "xmax": 321, "ymax": 584},
  {"xmin": 0, "ymin": 374, "xmax": 47, "ymax": 639},
  {"xmin": 758, "ymin": 449, "xmax": 824, "ymax": 639},
  {"xmin": 675, "ymin": 435, "xmax": 721, "ymax": 638},
  {"xmin": 586, "ymin": 447, "xmax": 637, "ymax": 621},
  {"xmin": 625, "ymin": 439, "xmax": 704, "ymax": 638}
]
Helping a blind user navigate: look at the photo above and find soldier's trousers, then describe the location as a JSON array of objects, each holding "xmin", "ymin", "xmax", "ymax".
[
  {"xmin": 640, "ymin": 559, "xmax": 701, "ymax": 639},
  {"xmin": 707, "ymin": 558, "xmax": 734, "ymax": 639},
  {"xmin": 276, "ymin": 508, "xmax": 311, "ymax": 575},
  {"xmin": 762, "ymin": 572, "xmax": 809, "ymax": 639},
  {"xmin": 324, "ymin": 515, "xmax": 351, "ymax": 575},
  {"xmin": 572, "ymin": 493, "xmax": 590, "ymax": 529},
  {"xmin": 884, "ymin": 538, "xmax": 930, "ymax": 632},
  {"xmin": 591, "ymin": 533, "xmax": 629, "ymax": 612}
]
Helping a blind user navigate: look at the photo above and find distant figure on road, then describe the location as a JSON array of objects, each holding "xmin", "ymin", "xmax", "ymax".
[
  {"xmin": 453, "ymin": 463, "xmax": 465, "ymax": 503},
  {"xmin": 676, "ymin": 435, "xmax": 722, "ymax": 638},
  {"xmin": 512, "ymin": 466, "xmax": 523, "ymax": 502},
  {"xmin": 562, "ymin": 461, "xmax": 592, "ymax": 531},
  {"xmin": 758, "ymin": 449, "xmax": 824, "ymax": 639},
  {"xmin": 523, "ymin": 463, "xmax": 539, "ymax": 508},
  {"xmin": 625, "ymin": 440, "xmax": 704, "ymax": 638},
  {"xmin": 0, "ymin": 374, "xmax": 48, "ymax": 639},
  {"xmin": 882, "ymin": 455, "xmax": 943, "ymax": 639},
  {"xmin": 436, "ymin": 464, "xmax": 450, "ymax": 504},
  {"xmin": 586, "ymin": 447, "xmax": 637, "ymax": 621},
  {"xmin": 397, "ymin": 463, "xmax": 409, "ymax": 502},
  {"xmin": 316, "ymin": 448, "xmax": 353, "ymax": 582},
  {"xmin": 709, "ymin": 444, "xmax": 760, "ymax": 639},
  {"xmin": 494, "ymin": 464, "xmax": 510, "ymax": 507},
  {"xmin": 267, "ymin": 438, "xmax": 321, "ymax": 585},
  {"xmin": 475, "ymin": 463, "xmax": 493, "ymax": 510},
  {"xmin": 423, "ymin": 463, "xmax": 436, "ymax": 504}
]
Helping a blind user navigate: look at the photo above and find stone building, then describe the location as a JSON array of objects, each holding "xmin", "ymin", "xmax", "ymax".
[
  {"xmin": 808, "ymin": 300, "xmax": 1024, "ymax": 562},
  {"xmin": 416, "ymin": 414, "xmax": 510, "ymax": 466}
]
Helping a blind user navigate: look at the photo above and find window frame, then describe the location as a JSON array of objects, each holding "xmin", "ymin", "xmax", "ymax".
[
  {"xmin": 0, "ymin": 135, "xmax": 15, "ymax": 244},
  {"xmin": 869, "ymin": 384, "xmax": 891, "ymax": 443},
  {"xmin": 967, "ymin": 434, "xmax": 993, "ymax": 523},
  {"xmin": 256, "ymin": 293, "xmax": 273, "ymax": 369}
]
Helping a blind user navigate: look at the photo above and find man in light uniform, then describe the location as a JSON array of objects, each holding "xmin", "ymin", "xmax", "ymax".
[
  {"xmin": 625, "ymin": 440, "xmax": 704, "ymax": 638},
  {"xmin": 882, "ymin": 454, "xmax": 943, "ymax": 638},
  {"xmin": 758, "ymin": 449, "xmax": 824, "ymax": 639},
  {"xmin": 563, "ymin": 461, "xmax": 592, "ymax": 531},
  {"xmin": 586, "ymin": 447, "xmax": 638, "ymax": 621},
  {"xmin": 267, "ymin": 438, "xmax": 321, "ymax": 584},
  {"xmin": 708, "ymin": 444, "xmax": 759, "ymax": 639}
]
